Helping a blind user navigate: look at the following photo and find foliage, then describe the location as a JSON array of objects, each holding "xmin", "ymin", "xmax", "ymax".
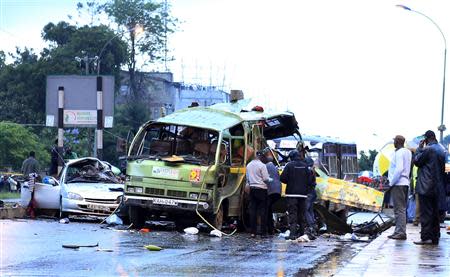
[
  {"xmin": 358, "ymin": 149, "xmax": 378, "ymax": 171},
  {"xmin": 0, "ymin": 1, "xmax": 178, "ymax": 167},
  {"xmin": 97, "ymin": 0, "xmax": 176, "ymax": 97},
  {"xmin": 0, "ymin": 192, "xmax": 20, "ymax": 199},
  {"xmin": 0, "ymin": 122, "xmax": 50, "ymax": 170}
]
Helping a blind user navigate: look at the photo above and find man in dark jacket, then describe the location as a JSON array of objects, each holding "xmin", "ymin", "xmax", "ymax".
[
  {"xmin": 413, "ymin": 130, "xmax": 446, "ymax": 245},
  {"xmin": 280, "ymin": 149, "xmax": 316, "ymax": 240}
]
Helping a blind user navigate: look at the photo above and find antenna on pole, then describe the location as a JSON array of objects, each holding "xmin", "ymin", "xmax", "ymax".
[
  {"xmin": 163, "ymin": 0, "xmax": 168, "ymax": 72},
  {"xmin": 181, "ymin": 58, "xmax": 185, "ymax": 83},
  {"xmin": 209, "ymin": 60, "xmax": 213, "ymax": 87},
  {"xmin": 221, "ymin": 63, "xmax": 226, "ymax": 91}
]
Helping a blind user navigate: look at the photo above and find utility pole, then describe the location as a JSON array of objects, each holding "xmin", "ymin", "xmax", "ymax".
[{"xmin": 75, "ymin": 52, "xmax": 99, "ymax": 157}]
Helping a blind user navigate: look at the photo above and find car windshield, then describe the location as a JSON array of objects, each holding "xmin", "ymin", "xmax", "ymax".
[
  {"xmin": 128, "ymin": 124, "xmax": 221, "ymax": 165},
  {"xmin": 65, "ymin": 159, "xmax": 120, "ymax": 184}
]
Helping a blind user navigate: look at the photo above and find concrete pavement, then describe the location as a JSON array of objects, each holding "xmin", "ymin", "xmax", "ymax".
[{"xmin": 336, "ymin": 223, "xmax": 450, "ymax": 277}]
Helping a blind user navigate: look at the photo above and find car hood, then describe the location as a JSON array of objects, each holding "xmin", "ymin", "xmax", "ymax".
[{"xmin": 65, "ymin": 183, "xmax": 124, "ymax": 199}]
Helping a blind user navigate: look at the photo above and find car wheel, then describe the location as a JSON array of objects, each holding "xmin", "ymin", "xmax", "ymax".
[
  {"xmin": 128, "ymin": 205, "xmax": 145, "ymax": 229},
  {"xmin": 59, "ymin": 197, "xmax": 68, "ymax": 219}
]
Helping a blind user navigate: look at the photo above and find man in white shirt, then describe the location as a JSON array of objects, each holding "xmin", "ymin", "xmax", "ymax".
[{"xmin": 387, "ymin": 135, "xmax": 412, "ymax": 240}]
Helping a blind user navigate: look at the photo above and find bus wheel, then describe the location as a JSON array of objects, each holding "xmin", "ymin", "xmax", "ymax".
[
  {"xmin": 209, "ymin": 205, "xmax": 224, "ymax": 230},
  {"xmin": 129, "ymin": 206, "xmax": 145, "ymax": 229}
]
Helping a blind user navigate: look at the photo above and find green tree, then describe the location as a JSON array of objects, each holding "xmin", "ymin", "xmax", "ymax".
[
  {"xmin": 0, "ymin": 122, "xmax": 50, "ymax": 171},
  {"xmin": 98, "ymin": 0, "xmax": 176, "ymax": 97},
  {"xmin": 358, "ymin": 149, "xmax": 378, "ymax": 171},
  {"xmin": 0, "ymin": 48, "xmax": 45, "ymax": 124}
]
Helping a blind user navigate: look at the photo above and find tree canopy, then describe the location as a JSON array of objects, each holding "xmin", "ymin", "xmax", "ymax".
[
  {"xmin": 0, "ymin": 0, "xmax": 177, "ymax": 169},
  {"xmin": 358, "ymin": 149, "xmax": 378, "ymax": 172},
  {"xmin": 0, "ymin": 122, "xmax": 50, "ymax": 171}
]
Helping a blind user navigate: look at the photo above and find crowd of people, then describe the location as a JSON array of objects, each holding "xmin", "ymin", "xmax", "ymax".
[
  {"xmin": 246, "ymin": 146, "xmax": 316, "ymax": 240},
  {"xmin": 246, "ymin": 129, "xmax": 448, "ymax": 243}
]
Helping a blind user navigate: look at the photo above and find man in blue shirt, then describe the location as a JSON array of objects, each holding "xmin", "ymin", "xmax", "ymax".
[{"xmin": 387, "ymin": 135, "xmax": 412, "ymax": 240}]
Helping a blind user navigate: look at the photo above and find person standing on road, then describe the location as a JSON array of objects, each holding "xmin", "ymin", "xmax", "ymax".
[
  {"xmin": 304, "ymin": 155, "xmax": 317, "ymax": 237},
  {"xmin": 246, "ymin": 150, "xmax": 271, "ymax": 238},
  {"xmin": 413, "ymin": 130, "xmax": 446, "ymax": 245},
  {"xmin": 262, "ymin": 149, "xmax": 281, "ymax": 235},
  {"xmin": 280, "ymin": 149, "xmax": 315, "ymax": 240},
  {"xmin": 64, "ymin": 146, "xmax": 78, "ymax": 160},
  {"xmin": 21, "ymin": 151, "xmax": 40, "ymax": 176},
  {"xmin": 387, "ymin": 135, "xmax": 412, "ymax": 240}
]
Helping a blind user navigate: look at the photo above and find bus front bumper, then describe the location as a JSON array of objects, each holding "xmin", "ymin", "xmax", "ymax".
[{"xmin": 124, "ymin": 195, "xmax": 211, "ymax": 212}]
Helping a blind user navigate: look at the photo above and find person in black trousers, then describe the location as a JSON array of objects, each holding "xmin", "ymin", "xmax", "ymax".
[
  {"xmin": 280, "ymin": 149, "xmax": 315, "ymax": 240},
  {"xmin": 261, "ymin": 149, "xmax": 281, "ymax": 235},
  {"xmin": 246, "ymin": 151, "xmax": 271, "ymax": 238},
  {"xmin": 413, "ymin": 130, "xmax": 446, "ymax": 245}
]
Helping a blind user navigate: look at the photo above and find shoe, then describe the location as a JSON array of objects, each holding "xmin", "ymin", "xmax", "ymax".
[
  {"xmin": 388, "ymin": 234, "xmax": 407, "ymax": 240},
  {"xmin": 306, "ymin": 233, "xmax": 317, "ymax": 240},
  {"xmin": 286, "ymin": 235, "xmax": 298, "ymax": 240},
  {"xmin": 413, "ymin": 239, "xmax": 435, "ymax": 245}
]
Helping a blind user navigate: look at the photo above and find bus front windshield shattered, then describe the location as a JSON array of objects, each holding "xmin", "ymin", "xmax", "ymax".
[{"xmin": 129, "ymin": 124, "xmax": 221, "ymax": 165}]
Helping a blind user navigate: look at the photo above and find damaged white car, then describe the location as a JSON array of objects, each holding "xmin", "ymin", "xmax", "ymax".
[{"xmin": 21, "ymin": 157, "xmax": 124, "ymax": 217}]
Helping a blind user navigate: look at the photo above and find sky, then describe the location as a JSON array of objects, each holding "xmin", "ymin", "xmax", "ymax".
[{"xmin": 1, "ymin": 0, "xmax": 450, "ymax": 151}]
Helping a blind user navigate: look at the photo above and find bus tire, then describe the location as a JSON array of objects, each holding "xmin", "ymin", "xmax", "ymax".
[
  {"xmin": 208, "ymin": 204, "xmax": 224, "ymax": 230},
  {"xmin": 129, "ymin": 205, "xmax": 145, "ymax": 229}
]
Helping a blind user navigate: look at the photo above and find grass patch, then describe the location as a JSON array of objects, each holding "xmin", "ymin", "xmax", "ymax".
[{"xmin": 0, "ymin": 192, "xmax": 20, "ymax": 199}]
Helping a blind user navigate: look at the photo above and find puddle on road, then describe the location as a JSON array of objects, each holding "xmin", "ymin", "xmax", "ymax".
[{"xmin": 296, "ymin": 241, "xmax": 366, "ymax": 276}]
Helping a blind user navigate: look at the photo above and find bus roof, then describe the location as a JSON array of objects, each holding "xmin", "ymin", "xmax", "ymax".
[{"xmin": 156, "ymin": 101, "xmax": 295, "ymax": 131}]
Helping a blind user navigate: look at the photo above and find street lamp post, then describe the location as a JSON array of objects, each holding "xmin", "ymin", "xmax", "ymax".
[
  {"xmin": 96, "ymin": 24, "xmax": 144, "ymax": 75},
  {"xmin": 397, "ymin": 5, "xmax": 447, "ymax": 143}
]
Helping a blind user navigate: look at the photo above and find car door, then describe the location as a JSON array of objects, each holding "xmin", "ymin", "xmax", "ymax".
[{"xmin": 33, "ymin": 179, "xmax": 61, "ymax": 210}]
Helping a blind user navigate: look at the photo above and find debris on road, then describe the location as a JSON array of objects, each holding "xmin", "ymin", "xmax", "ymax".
[
  {"xmin": 96, "ymin": 248, "xmax": 114, "ymax": 252},
  {"xmin": 278, "ymin": 230, "xmax": 290, "ymax": 238},
  {"xmin": 144, "ymin": 245, "xmax": 162, "ymax": 251},
  {"xmin": 62, "ymin": 242, "xmax": 99, "ymax": 249},
  {"xmin": 105, "ymin": 214, "xmax": 123, "ymax": 225},
  {"xmin": 140, "ymin": 228, "xmax": 151, "ymax": 233},
  {"xmin": 340, "ymin": 233, "xmax": 369, "ymax": 242},
  {"xmin": 209, "ymin": 230, "xmax": 222, "ymax": 238},
  {"xmin": 184, "ymin": 227, "xmax": 199, "ymax": 235},
  {"xmin": 59, "ymin": 218, "xmax": 69, "ymax": 224}
]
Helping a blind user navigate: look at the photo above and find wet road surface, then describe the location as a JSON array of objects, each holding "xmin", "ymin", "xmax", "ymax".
[
  {"xmin": 336, "ymin": 223, "xmax": 450, "ymax": 277},
  {"xmin": 0, "ymin": 218, "xmax": 364, "ymax": 277}
]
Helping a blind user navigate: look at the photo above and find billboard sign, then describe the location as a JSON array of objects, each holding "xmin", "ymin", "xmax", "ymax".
[
  {"xmin": 63, "ymin": 110, "xmax": 97, "ymax": 125},
  {"xmin": 46, "ymin": 75, "xmax": 114, "ymax": 128}
]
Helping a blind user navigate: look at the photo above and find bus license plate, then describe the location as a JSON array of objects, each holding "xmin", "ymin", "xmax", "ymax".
[{"xmin": 153, "ymin": 198, "xmax": 178, "ymax": 206}]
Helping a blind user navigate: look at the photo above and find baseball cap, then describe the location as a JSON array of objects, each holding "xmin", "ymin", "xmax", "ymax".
[
  {"xmin": 393, "ymin": 135, "xmax": 405, "ymax": 144},
  {"xmin": 423, "ymin": 130, "xmax": 436, "ymax": 139}
]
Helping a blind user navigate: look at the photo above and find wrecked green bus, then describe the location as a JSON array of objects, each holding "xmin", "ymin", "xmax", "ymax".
[{"xmin": 123, "ymin": 101, "xmax": 299, "ymax": 228}]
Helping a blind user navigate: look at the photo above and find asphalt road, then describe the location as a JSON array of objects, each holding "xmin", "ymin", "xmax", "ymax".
[{"xmin": 0, "ymin": 218, "xmax": 366, "ymax": 277}]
